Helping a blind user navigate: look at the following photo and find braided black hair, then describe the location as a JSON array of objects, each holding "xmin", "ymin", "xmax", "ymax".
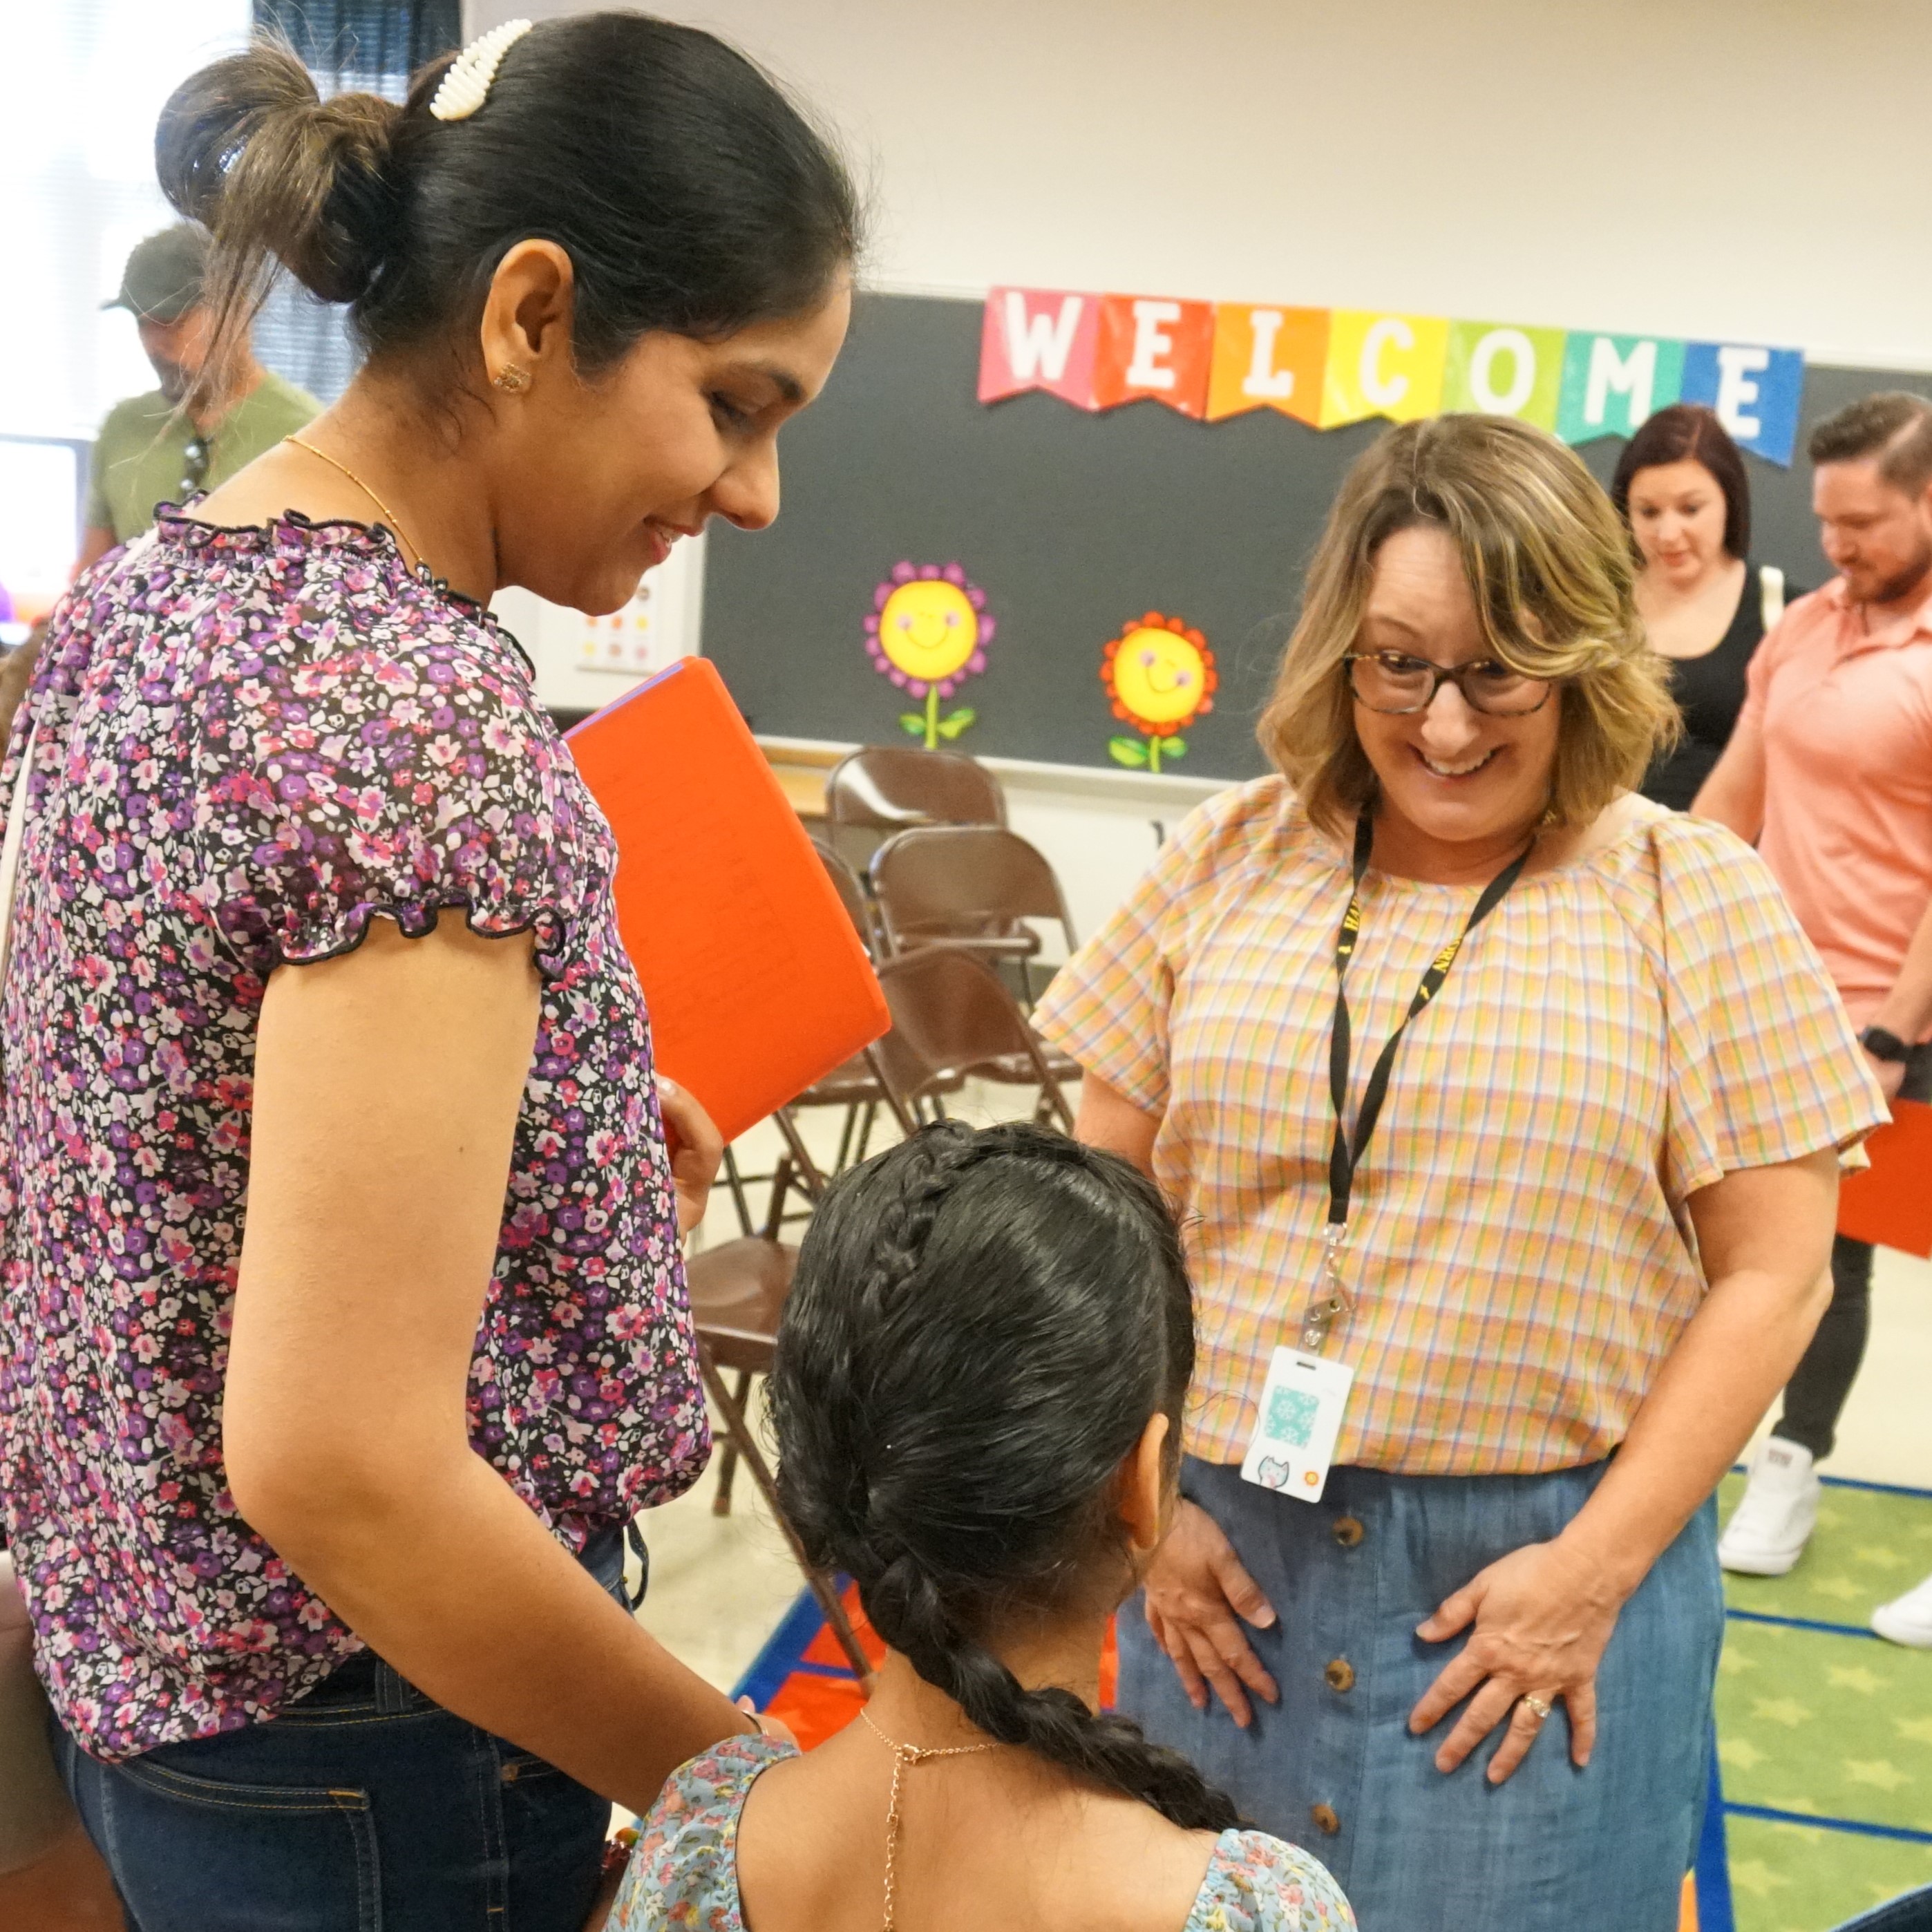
[{"xmin": 769, "ymin": 1121, "xmax": 1240, "ymax": 1834}]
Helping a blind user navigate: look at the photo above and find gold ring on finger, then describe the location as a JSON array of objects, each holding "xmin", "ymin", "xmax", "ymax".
[{"xmin": 1521, "ymin": 1693, "xmax": 1553, "ymax": 1721}]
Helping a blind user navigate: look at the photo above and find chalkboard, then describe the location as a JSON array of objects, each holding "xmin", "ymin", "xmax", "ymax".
[{"xmin": 702, "ymin": 292, "xmax": 1928, "ymax": 782}]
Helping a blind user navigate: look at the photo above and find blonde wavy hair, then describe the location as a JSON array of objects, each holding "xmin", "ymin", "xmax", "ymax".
[{"xmin": 1259, "ymin": 415, "xmax": 1679, "ymax": 836}]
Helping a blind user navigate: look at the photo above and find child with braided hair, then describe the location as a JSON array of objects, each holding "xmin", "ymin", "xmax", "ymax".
[{"xmin": 609, "ymin": 1121, "xmax": 1353, "ymax": 1932}]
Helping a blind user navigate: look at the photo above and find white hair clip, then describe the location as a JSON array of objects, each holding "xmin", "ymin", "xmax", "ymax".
[{"xmin": 430, "ymin": 18, "xmax": 534, "ymax": 122}]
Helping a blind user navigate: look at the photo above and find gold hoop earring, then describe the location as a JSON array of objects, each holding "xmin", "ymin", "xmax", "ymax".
[{"xmin": 492, "ymin": 364, "xmax": 531, "ymax": 393}]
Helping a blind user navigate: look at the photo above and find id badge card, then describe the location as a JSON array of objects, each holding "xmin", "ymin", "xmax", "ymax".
[{"xmin": 1239, "ymin": 1346, "xmax": 1354, "ymax": 1504}]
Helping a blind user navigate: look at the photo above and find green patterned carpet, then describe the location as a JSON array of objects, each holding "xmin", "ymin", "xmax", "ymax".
[{"xmin": 1714, "ymin": 1472, "xmax": 1932, "ymax": 1931}]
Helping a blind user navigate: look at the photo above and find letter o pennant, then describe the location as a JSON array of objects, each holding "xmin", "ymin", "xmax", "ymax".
[{"xmin": 1441, "ymin": 321, "xmax": 1566, "ymax": 428}]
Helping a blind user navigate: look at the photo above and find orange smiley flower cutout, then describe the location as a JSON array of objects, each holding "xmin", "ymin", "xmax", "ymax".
[{"xmin": 1103, "ymin": 613, "xmax": 1216, "ymax": 773}]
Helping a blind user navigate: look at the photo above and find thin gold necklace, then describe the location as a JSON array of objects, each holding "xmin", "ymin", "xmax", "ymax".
[
  {"xmin": 283, "ymin": 435, "xmax": 427, "ymax": 571},
  {"xmin": 859, "ymin": 1708, "xmax": 998, "ymax": 1932}
]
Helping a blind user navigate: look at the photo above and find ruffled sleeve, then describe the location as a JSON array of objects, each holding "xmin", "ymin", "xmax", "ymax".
[
  {"xmin": 1643, "ymin": 815, "xmax": 1888, "ymax": 1200},
  {"xmin": 1189, "ymin": 1828, "xmax": 1356, "ymax": 1930},
  {"xmin": 191, "ymin": 619, "xmax": 604, "ymax": 981},
  {"xmin": 609, "ymin": 1734, "xmax": 797, "ymax": 1931}
]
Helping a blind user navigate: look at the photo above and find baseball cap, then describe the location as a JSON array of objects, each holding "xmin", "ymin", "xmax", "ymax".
[{"xmin": 102, "ymin": 225, "xmax": 209, "ymax": 324}]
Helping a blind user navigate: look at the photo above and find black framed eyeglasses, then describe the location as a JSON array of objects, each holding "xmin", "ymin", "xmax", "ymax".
[
  {"xmin": 1344, "ymin": 650, "xmax": 1553, "ymax": 717},
  {"xmin": 180, "ymin": 434, "xmax": 209, "ymax": 498}
]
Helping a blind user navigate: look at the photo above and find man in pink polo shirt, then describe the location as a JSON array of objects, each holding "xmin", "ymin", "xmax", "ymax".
[{"xmin": 1695, "ymin": 391, "xmax": 1932, "ymax": 1645}]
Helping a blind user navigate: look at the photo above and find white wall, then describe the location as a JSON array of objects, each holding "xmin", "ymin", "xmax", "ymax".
[
  {"xmin": 473, "ymin": 0, "xmax": 1932, "ymax": 370},
  {"xmin": 468, "ymin": 0, "xmax": 1932, "ymax": 919}
]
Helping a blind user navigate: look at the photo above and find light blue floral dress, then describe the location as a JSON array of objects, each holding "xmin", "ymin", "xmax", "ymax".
[{"xmin": 612, "ymin": 1734, "xmax": 1356, "ymax": 1930}]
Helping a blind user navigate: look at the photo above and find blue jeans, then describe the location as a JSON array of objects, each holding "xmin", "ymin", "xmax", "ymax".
[
  {"xmin": 54, "ymin": 1530, "xmax": 634, "ymax": 1931},
  {"xmin": 1121, "ymin": 1458, "xmax": 1722, "ymax": 1932}
]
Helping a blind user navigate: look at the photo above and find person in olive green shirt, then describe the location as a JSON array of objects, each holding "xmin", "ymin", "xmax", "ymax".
[{"xmin": 79, "ymin": 225, "xmax": 319, "ymax": 569}]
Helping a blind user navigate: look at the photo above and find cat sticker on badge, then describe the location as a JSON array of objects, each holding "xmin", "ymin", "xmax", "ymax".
[{"xmin": 1240, "ymin": 1346, "xmax": 1355, "ymax": 1504}]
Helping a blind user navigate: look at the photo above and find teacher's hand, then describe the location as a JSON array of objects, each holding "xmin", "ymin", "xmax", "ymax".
[
  {"xmin": 1408, "ymin": 1536, "xmax": 1628, "ymax": 1783},
  {"xmin": 656, "ymin": 1077, "xmax": 723, "ymax": 1237},
  {"xmin": 1142, "ymin": 1499, "xmax": 1279, "ymax": 1727}
]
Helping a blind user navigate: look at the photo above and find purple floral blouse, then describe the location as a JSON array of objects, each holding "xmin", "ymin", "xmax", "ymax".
[{"xmin": 0, "ymin": 513, "xmax": 707, "ymax": 1761}]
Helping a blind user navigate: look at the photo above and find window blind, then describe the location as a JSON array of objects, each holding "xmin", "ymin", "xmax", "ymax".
[
  {"xmin": 0, "ymin": 0, "xmax": 252, "ymax": 442},
  {"xmin": 249, "ymin": 0, "xmax": 462, "ymax": 403}
]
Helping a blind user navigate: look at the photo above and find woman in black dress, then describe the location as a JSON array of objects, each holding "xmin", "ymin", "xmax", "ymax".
[{"xmin": 1613, "ymin": 404, "xmax": 1801, "ymax": 809}]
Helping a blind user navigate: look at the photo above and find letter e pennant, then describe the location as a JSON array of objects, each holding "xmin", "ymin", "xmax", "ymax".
[{"xmin": 1092, "ymin": 295, "xmax": 1215, "ymax": 417}]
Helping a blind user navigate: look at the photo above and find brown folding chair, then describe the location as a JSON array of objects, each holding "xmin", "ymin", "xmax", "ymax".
[
  {"xmin": 824, "ymin": 746, "xmax": 1006, "ymax": 875},
  {"xmin": 683, "ymin": 1193, "xmax": 871, "ymax": 1678},
  {"xmin": 715, "ymin": 842, "xmax": 893, "ymax": 1233},
  {"xmin": 867, "ymin": 824, "xmax": 1081, "ymax": 1023},
  {"xmin": 864, "ymin": 945, "xmax": 1077, "ymax": 1135}
]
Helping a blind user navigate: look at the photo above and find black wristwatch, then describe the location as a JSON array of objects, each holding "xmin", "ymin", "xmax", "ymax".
[{"xmin": 1859, "ymin": 1025, "xmax": 1911, "ymax": 1063}]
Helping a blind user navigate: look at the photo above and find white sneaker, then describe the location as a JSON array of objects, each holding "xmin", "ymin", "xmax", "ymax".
[
  {"xmin": 1718, "ymin": 1440, "xmax": 1821, "ymax": 1575},
  {"xmin": 1873, "ymin": 1570, "xmax": 1932, "ymax": 1648}
]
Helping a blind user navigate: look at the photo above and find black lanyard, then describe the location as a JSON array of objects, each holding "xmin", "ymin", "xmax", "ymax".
[{"xmin": 1325, "ymin": 808, "xmax": 1531, "ymax": 1231}]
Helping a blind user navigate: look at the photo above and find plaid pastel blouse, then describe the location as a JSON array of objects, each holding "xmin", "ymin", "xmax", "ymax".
[{"xmin": 1035, "ymin": 779, "xmax": 1886, "ymax": 1475}]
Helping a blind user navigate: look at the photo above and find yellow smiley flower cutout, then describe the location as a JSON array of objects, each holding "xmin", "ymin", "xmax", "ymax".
[
  {"xmin": 865, "ymin": 561, "xmax": 994, "ymax": 747},
  {"xmin": 1103, "ymin": 613, "xmax": 1216, "ymax": 772}
]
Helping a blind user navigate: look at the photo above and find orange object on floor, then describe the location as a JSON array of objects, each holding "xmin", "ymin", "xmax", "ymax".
[
  {"xmin": 565, "ymin": 660, "xmax": 889, "ymax": 1144},
  {"xmin": 1836, "ymin": 1097, "xmax": 1932, "ymax": 1256},
  {"xmin": 771, "ymin": 1587, "xmax": 1120, "ymax": 1751}
]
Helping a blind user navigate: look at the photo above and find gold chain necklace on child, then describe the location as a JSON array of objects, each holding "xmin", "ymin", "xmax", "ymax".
[{"xmin": 859, "ymin": 1707, "xmax": 998, "ymax": 1932}]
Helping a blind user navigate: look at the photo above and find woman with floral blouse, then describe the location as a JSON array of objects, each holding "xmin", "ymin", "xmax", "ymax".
[{"xmin": 0, "ymin": 16, "xmax": 856, "ymax": 1929}]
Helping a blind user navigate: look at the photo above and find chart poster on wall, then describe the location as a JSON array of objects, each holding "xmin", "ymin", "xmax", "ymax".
[
  {"xmin": 864, "ymin": 560, "xmax": 994, "ymax": 747},
  {"xmin": 977, "ymin": 289, "xmax": 1805, "ymax": 463}
]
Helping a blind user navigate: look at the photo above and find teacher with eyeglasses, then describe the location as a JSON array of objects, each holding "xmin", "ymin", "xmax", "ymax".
[{"xmin": 1036, "ymin": 415, "xmax": 1884, "ymax": 1931}]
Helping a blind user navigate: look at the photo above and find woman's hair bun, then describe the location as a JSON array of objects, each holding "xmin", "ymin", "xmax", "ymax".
[
  {"xmin": 155, "ymin": 37, "xmax": 404, "ymax": 309},
  {"xmin": 154, "ymin": 17, "xmax": 860, "ymax": 389}
]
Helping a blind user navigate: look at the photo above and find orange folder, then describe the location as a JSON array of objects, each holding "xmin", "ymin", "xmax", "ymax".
[
  {"xmin": 1836, "ymin": 1097, "xmax": 1932, "ymax": 1256},
  {"xmin": 565, "ymin": 659, "xmax": 887, "ymax": 1146}
]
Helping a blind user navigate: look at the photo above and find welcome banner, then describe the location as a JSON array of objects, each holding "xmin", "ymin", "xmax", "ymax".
[{"xmin": 978, "ymin": 288, "xmax": 1806, "ymax": 464}]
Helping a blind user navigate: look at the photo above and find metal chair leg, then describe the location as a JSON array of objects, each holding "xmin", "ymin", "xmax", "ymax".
[
  {"xmin": 771, "ymin": 1110, "xmax": 829, "ymax": 1208},
  {"xmin": 699, "ymin": 1352, "xmax": 872, "ymax": 1682},
  {"xmin": 761, "ymin": 1155, "xmax": 796, "ymax": 1240},
  {"xmin": 721, "ymin": 1145, "xmax": 754, "ymax": 1238},
  {"xmin": 710, "ymin": 1367, "xmax": 751, "ymax": 1516}
]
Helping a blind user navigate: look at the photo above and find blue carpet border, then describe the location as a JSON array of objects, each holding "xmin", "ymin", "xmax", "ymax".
[
  {"xmin": 1726, "ymin": 1607, "xmax": 1883, "ymax": 1642},
  {"xmin": 1730, "ymin": 1464, "xmax": 1932, "ymax": 1504},
  {"xmin": 1723, "ymin": 1802, "xmax": 1932, "ymax": 1848},
  {"xmin": 731, "ymin": 1583, "xmax": 831, "ymax": 1709},
  {"xmin": 1698, "ymin": 1745, "xmax": 1737, "ymax": 1932}
]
